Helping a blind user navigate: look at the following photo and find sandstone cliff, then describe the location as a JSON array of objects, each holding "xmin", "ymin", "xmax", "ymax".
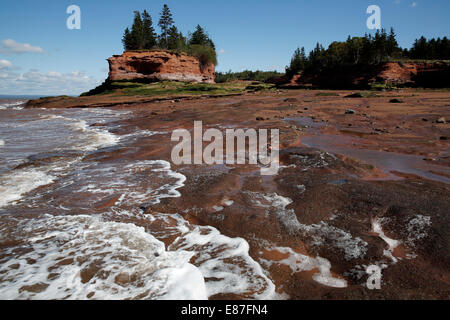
[
  {"xmin": 108, "ymin": 50, "xmax": 215, "ymax": 84},
  {"xmin": 280, "ymin": 61, "xmax": 450, "ymax": 89}
]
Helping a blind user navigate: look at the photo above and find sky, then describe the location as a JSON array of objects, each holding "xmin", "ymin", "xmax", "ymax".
[{"xmin": 0, "ymin": 0, "xmax": 449, "ymax": 95}]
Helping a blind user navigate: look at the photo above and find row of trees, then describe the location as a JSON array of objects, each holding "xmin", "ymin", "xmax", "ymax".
[
  {"xmin": 286, "ymin": 29, "xmax": 450, "ymax": 77},
  {"xmin": 407, "ymin": 36, "xmax": 450, "ymax": 60},
  {"xmin": 287, "ymin": 28, "xmax": 400, "ymax": 77},
  {"xmin": 122, "ymin": 5, "xmax": 217, "ymax": 66}
]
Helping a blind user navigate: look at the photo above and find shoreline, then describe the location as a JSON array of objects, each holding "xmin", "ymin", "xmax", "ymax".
[{"xmin": 1, "ymin": 87, "xmax": 449, "ymax": 299}]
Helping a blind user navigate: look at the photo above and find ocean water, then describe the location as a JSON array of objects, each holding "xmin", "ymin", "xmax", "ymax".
[{"xmin": 0, "ymin": 100, "xmax": 276, "ymax": 300}]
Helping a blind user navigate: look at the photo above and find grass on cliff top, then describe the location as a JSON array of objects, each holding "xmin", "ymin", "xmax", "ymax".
[{"xmin": 81, "ymin": 80, "xmax": 275, "ymax": 98}]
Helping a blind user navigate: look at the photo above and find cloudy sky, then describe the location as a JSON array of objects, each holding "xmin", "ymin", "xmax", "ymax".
[{"xmin": 0, "ymin": 0, "xmax": 449, "ymax": 95}]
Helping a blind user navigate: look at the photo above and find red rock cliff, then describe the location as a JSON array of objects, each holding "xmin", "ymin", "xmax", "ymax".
[
  {"xmin": 284, "ymin": 61, "xmax": 450, "ymax": 89},
  {"xmin": 108, "ymin": 50, "xmax": 215, "ymax": 84}
]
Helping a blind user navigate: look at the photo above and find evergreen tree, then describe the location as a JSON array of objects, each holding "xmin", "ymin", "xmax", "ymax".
[
  {"xmin": 120, "ymin": 7, "xmax": 218, "ymax": 67},
  {"xmin": 158, "ymin": 4, "xmax": 174, "ymax": 48},
  {"xmin": 122, "ymin": 27, "xmax": 132, "ymax": 51},
  {"xmin": 189, "ymin": 25, "xmax": 214, "ymax": 48},
  {"xmin": 387, "ymin": 27, "xmax": 399, "ymax": 57},
  {"xmin": 130, "ymin": 11, "xmax": 144, "ymax": 50},
  {"xmin": 286, "ymin": 47, "xmax": 307, "ymax": 77},
  {"xmin": 142, "ymin": 10, "xmax": 157, "ymax": 49},
  {"xmin": 167, "ymin": 26, "xmax": 186, "ymax": 50}
]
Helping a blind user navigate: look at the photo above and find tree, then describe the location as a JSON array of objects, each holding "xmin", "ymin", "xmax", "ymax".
[
  {"xmin": 286, "ymin": 47, "xmax": 307, "ymax": 77},
  {"xmin": 387, "ymin": 27, "xmax": 399, "ymax": 57},
  {"xmin": 122, "ymin": 27, "xmax": 132, "ymax": 50},
  {"xmin": 189, "ymin": 25, "xmax": 208, "ymax": 46},
  {"xmin": 167, "ymin": 26, "xmax": 186, "ymax": 50},
  {"xmin": 120, "ymin": 7, "xmax": 218, "ymax": 67},
  {"xmin": 142, "ymin": 10, "xmax": 157, "ymax": 49},
  {"xmin": 129, "ymin": 11, "xmax": 144, "ymax": 50},
  {"xmin": 158, "ymin": 4, "xmax": 174, "ymax": 48}
]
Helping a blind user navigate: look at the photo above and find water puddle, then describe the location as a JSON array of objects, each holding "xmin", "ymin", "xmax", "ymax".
[{"xmin": 302, "ymin": 134, "xmax": 450, "ymax": 184}]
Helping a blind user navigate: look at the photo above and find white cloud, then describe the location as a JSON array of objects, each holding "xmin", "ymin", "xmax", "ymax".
[
  {"xmin": 411, "ymin": 2, "xmax": 418, "ymax": 7},
  {"xmin": 0, "ymin": 69, "xmax": 101, "ymax": 95},
  {"xmin": 218, "ymin": 49, "xmax": 226, "ymax": 55},
  {"xmin": 0, "ymin": 39, "xmax": 45, "ymax": 54},
  {"xmin": 0, "ymin": 59, "xmax": 13, "ymax": 69}
]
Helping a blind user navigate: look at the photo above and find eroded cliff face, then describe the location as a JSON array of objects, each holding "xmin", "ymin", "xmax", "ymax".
[
  {"xmin": 108, "ymin": 51, "xmax": 215, "ymax": 84},
  {"xmin": 376, "ymin": 61, "xmax": 450, "ymax": 87},
  {"xmin": 284, "ymin": 61, "xmax": 450, "ymax": 89}
]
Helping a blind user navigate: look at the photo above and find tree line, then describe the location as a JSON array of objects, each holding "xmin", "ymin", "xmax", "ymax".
[
  {"xmin": 408, "ymin": 36, "xmax": 450, "ymax": 60},
  {"xmin": 122, "ymin": 4, "xmax": 217, "ymax": 66},
  {"xmin": 286, "ymin": 29, "xmax": 450, "ymax": 78}
]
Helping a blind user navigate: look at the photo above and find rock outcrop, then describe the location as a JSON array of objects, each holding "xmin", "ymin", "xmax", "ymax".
[
  {"xmin": 282, "ymin": 61, "xmax": 450, "ymax": 89},
  {"xmin": 107, "ymin": 50, "xmax": 215, "ymax": 84}
]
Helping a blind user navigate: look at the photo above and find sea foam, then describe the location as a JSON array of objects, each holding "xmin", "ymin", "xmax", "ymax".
[{"xmin": 0, "ymin": 215, "xmax": 207, "ymax": 300}]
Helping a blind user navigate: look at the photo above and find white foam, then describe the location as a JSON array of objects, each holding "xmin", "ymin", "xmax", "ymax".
[
  {"xmin": 68, "ymin": 119, "xmax": 119, "ymax": 151},
  {"xmin": 167, "ymin": 214, "xmax": 277, "ymax": 299},
  {"xmin": 39, "ymin": 114, "xmax": 120, "ymax": 152},
  {"xmin": 259, "ymin": 246, "xmax": 347, "ymax": 288},
  {"xmin": 223, "ymin": 200, "xmax": 234, "ymax": 206},
  {"xmin": 248, "ymin": 192, "xmax": 367, "ymax": 260},
  {"xmin": 120, "ymin": 130, "xmax": 166, "ymax": 141},
  {"xmin": 0, "ymin": 215, "xmax": 207, "ymax": 300},
  {"xmin": 0, "ymin": 168, "xmax": 55, "ymax": 208},
  {"xmin": 406, "ymin": 215, "xmax": 431, "ymax": 246},
  {"xmin": 0, "ymin": 101, "xmax": 26, "ymax": 110},
  {"xmin": 372, "ymin": 218, "xmax": 401, "ymax": 263},
  {"xmin": 0, "ymin": 139, "xmax": 4, "ymax": 147}
]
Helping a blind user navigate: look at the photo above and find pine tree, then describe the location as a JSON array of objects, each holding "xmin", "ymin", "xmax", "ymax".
[
  {"xmin": 189, "ymin": 25, "xmax": 209, "ymax": 46},
  {"xmin": 387, "ymin": 27, "xmax": 398, "ymax": 57},
  {"xmin": 167, "ymin": 26, "xmax": 185, "ymax": 50},
  {"xmin": 122, "ymin": 27, "xmax": 132, "ymax": 51},
  {"xmin": 142, "ymin": 10, "xmax": 157, "ymax": 49},
  {"xmin": 158, "ymin": 4, "xmax": 174, "ymax": 48},
  {"xmin": 130, "ymin": 11, "xmax": 144, "ymax": 50}
]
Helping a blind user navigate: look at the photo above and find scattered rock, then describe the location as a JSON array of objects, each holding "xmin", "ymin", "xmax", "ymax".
[
  {"xmin": 436, "ymin": 117, "xmax": 446, "ymax": 124},
  {"xmin": 440, "ymin": 136, "xmax": 448, "ymax": 141},
  {"xmin": 422, "ymin": 118, "xmax": 428, "ymax": 122},
  {"xmin": 389, "ymin": 99, "xmax": 403, "ymax": 103},
  {"xmin": 345, "ymin": 109, "xmax": 356, "ymax": 115},
  {"xmin": 256, "ymin": 117, "xmax": 264, "ymax": 121}
]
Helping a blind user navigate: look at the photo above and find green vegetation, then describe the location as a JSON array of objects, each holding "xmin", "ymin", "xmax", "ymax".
[
  {"xmin": 81, "ymin": 80, "xmax": 253, "ymax": 98},
  {"xmin": 244, "ymin": 82, "xmax": 276, "ymax": 92},
  {"xmin": 122, "ymin": 4, "xmax": 217, "ymax": 67},
  {"xmin": 286, "ymin": 29, "xmax": 450, "ymax": 78},
  {"xmin": 215, "ymin": 70, "xmax": 284, "ymax": 83}
]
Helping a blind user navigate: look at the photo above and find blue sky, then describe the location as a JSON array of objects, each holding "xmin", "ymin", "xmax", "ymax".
[{"xmin": 0, "ymin": 0, "xmax": 449, "ymax": 95}]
